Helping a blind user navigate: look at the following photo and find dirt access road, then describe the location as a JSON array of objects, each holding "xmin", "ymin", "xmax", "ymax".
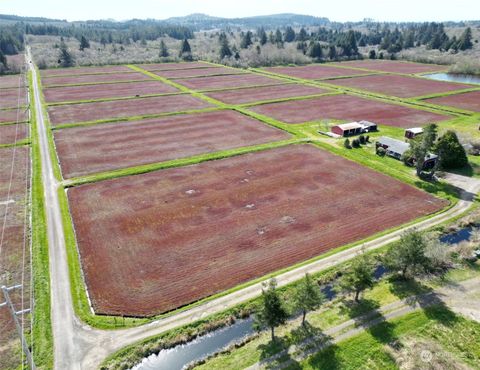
[{"xmin": 29, "ymin": 49, "xmax": 480, "ymax": 369}]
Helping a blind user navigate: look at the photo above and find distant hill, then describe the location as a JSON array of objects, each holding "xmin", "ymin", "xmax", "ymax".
[{"xmin": 164, "ymin": 13, "xmax": 330, "ymax": 30}]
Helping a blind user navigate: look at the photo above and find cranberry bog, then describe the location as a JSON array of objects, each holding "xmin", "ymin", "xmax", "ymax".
[
  {"xmin": 0, "ymin": 87, "xmax": 28, "ymax": 109},
  {"xmin": 263, "ymin": 64, "xmax": 374, "ymax": 80},
  {"xmin": 205, "ymin": 84, "xmax": 330, "ymax": 104},
  {"xmin": 43, "ymin": 80, "xmax": 179, "ymax": 103},
  {"xmin": 327, "ymin": 74, "xmax": 472, "ymax": 98},
  {"xmin": 47, "ymin": 94, "xmax": 213, "ymax": 125},
  {"xmin": 174, "ymin": 73, "xmax": 283, "ymax": 90},
  {"xmin": 0, "ymin": 147, "xmax": 31, "ymax": 369},
  {"xmin": 54, "ymin": 110, "xmax": 290, "ymax": 178},
  {"xmin": 250, "ymin": 94, "xmax": 451, "ymax": 128},
  {"xmin": 0, "ymin": 74, "xmax": 26, "ymax": 89},
  {"xmin": 67, "ymin": 144, "xmax": 447, "ymax": 316},
  {"xmin": 0, "ymin": 108, "xmax": 28, "ymax": 124},
  {"xmin": 153, "ymin": 66, "xmax": 246, "ymax": 79},
  {"xmin": 40, "ymin": 65, "xmax": 133, "ymax": 77},
  {"xmin": 138, "ymin": 62, "xmax": 214, "ymax": 71},
  {"xmin": 0, "ymin": 124, "xmax": 29, "ymax": 145},
  {"xmin": 330, "ymin": 60, "xmax": 448, "ymax": 74},
  {"xmin": 425, "ymin": 90, "xmax": 480, "ymax": 112},
  {"xmin": 41, "ymin": 71, "xmax": 152, "ymax": 87}
]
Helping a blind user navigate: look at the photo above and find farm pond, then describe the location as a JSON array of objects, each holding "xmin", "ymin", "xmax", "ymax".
[
  {"xmin": 132, "ymin": 227, "xmax": 475, "ymax": 370},
  {"xmin": 425, "ymin": 73, "xmax": 480, "ymax": 85}
]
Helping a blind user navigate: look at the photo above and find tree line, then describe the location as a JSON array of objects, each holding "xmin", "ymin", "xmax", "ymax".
[{"xmin": 255, "ymin": 228, "xmax": 457, "ymax": 341}]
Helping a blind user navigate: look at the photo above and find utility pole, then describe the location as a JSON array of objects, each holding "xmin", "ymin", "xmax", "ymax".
[{"xmin": 0, "ymin": 285, "xmax": 36, "ymax": 370}]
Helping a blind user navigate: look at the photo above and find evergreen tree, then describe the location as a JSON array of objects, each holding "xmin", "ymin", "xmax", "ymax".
[
  {"xmin": 457, "ymin": 27, "xmax": 473, "ymax": 51},
  {"xmin": 268, "ymin": 31, "xmax": 275, "ymax": 44},
  {"xmin": 294, "ymin": 273, "xmax": 324, "ymax": 326},
  {"xmin": 385, "ymin": 229, "xmax": 430, "ymax": 279},
  {"xmin": 254, "ymin": 279, "xmax": 289, "ymax": 341},
  {"xmin": 435, "ymin": 131, "xmax": 468, "ymax": 169},
  {"xmin": 328, "ymin": 45, "xmax": 337, "ymax": 60},
  {"xmin": 308, "ymin": 42, "xmax": 323, "ymax": 61},
  {"xmin": 58, "ymin": 41, "xmax": 75, "ymax": 67},
  {"xmin": 179, "ymin": 38, "xmax": 192, "ymax": 61},
  {"xmin": 240, "ymin": 31, "xmax": 253, "ymax": 49},
  {"xmin": 340, "ymin": 251, "xmax": 375, "ymax": 302},
  {"xmin": 368, "ymin": 49, "xmax": 376, "ymax": 59},
  {"xmin": 219, "ymin": 37, "xmax": 232, "ymax": 59},
  {"xmin": 297, "ymin": 27, "xmax": 308, "ymax": 42},
  {"xmin": 159, "ymin": 40, "xmax": 169, "ymax": 57},
  {"xmin": 284, "ymin": 26, "xmax": 296, "ymax": 42},
  {"xmin": 275, "ymin": 29, "xmax": 284, "ymax": 47},
  {"xmin": 296, "ymin": 41, "xmax": 308, "ymax": 55},
  {"xmin": 79, "ymin": 35, "xmax": 90, "ymax": 51},
  {"xmin": 258, "ymin": 28, "xmax": 268, "ymax": 46},
  {"xmin": 0, "ymin": 50, "xmax": 7, "ymax": 68}
]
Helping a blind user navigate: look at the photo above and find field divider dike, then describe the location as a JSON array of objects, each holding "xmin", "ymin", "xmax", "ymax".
[
  {"xmin": 42, "ymin": 78, "xmax": 154, "ymax": 88},
  {"xmin": 51, "ymin": 106, "xmax": 223, "ymax": 130},
  {"xmin": 45, "ymin": 90, "xmax": 189, "ymax": 107},
  {"xmin": 63, "ymin": 138, "xmax": 301, "ymax": 188},
  {"xmin": 412, "ymin": 87, "xmax": 480, "ymax": 101},
  {"xmin": 35, "ymin": 66, "xmax": 64, "ymax": 182}
]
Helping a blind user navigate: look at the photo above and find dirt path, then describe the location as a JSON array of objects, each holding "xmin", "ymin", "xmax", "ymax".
[
  {"xmin": 246, "ymin": 277, "xmax": 480, "ymax": 370},
  {"xmin": 29, "ymin": 49, "xmax": 480, "ymax": 370}
]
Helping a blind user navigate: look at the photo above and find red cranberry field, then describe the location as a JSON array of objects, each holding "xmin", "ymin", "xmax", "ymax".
[{"xmin": 67, "ymin": 144, "xmax": 447, "ymax": 316}]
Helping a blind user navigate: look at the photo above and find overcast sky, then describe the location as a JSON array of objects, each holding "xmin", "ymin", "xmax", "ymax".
[{"xmin": 0, "ymin": 0, "xmax": 479, "ymax": 22}]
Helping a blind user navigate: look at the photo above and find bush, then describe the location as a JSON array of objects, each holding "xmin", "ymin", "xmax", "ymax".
[
  {"xmin": 365, "ymin": 135, "xmax": 370, "ymax": 143},
  {"xmin": 344, "ymin": 138, "xmax": 352, "ymax": 149},
  {"xmin": 359, "ymin": 135, "xmax": 366, "ymax": 145},
  {"xmin": 352, "ymin": 139, "xmax": 360, "ymax": 148},
  {"xmin": 376, "ymin": 147, "xmax": 386, "ymax": 156}
]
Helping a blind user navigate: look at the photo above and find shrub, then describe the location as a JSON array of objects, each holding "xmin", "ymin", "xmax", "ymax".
[
  {"xmin": 352, "ymin": 139, "xmax": 360, "ymax": 148},
  {"xmin": 344, "ymin": 138, "xmax": 352, "ymax": 149},
  {"xmin": 359, "ymin": 135, "xmax": 366, "ymax": 145},
  {"xmin": 376, "ymin": 147, "xmax": 386, "ymax": 156},
  {"xmin": 365, "ymin": 135, "xmax": 370, "ymax": 143}
]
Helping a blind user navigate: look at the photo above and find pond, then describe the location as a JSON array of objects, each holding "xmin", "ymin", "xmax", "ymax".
[
  {"xmin": 440, "ymin": 227, "xmax": 475, "ymax": 244},
  {"xmin": 424, "ymin": 73, "xmax": 480, "ymax": 85}
]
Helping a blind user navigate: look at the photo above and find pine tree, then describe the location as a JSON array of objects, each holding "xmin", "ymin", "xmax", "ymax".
[
  {"xmin": 328, "ymin": 45, "xmax": 337, "ymax": 60},
  {"xmin": 258, "ymin": 28, "xmax": 268, "ymax": 46},
  {"xmin": 159, "ymin": 40, "xmax": 169, "ymax": 57},
  {"xmin": 0, "ymin": 50, "xmax": 7, "ymax": 68},
  {"xmin": 294, "ymin": 273, "xmax": 324, "ymax": 326},
  {"xmin": 219, "ymin": 37, "xmax": 232, "ymax": 59},
  {"xmin": 240, "ymin": 31, "xmax": 253, "ymax": 49},
  {"xmin": 275, "ymin": 29, "xmax": 284, "ymax": 48},
  {"xmin": 284, "ymin": 26, "xmax": 296, "ymax": 43},
  {"xmin": 308, "ymin": 42, "xmax": 323, "ymax": 61},
  {"xmin": 179, "ymin": 38, "xmax": 192, "ymax": 61},
  {"xmin": 297, "ymin": 27, "xmax": 308, "ymax": 42},
  {"xmin": 58, "ymin": 41, "xmax": 75, "ymax": 67},
  {"xmin": 340, "ymin": 251, "xmax": 374, "ymax": 302},
  {"xmin": 457, "ymin": 27, "xmax": 473, "ymax": 51},
  {"xmin": 79, "ymin": 35, "xmax": 90, "ymax": 51},
  {"xmin": 254, "ymin": 279, "xmax": 289, "ymax": 342}
]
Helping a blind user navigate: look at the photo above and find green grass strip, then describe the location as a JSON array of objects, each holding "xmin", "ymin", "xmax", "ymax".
[
  {"xmin": 46, "ymin": 91, "xmax": 188, "ymax": 107},
  {"xmin": 28, "ymin": 70, "xmax": 54, "ymax": 370},
  {"xmin": 413, "ymin": 87, "xmax": 480, "ymax": 101},
  {"xmin": 52, "ymin": 106, "xmax": 223, "ymax": 130},
  {"xmin": 42, "ymin": 79, "xmax": 152, "ymax": 88},
  {"xmin": 64, "ymin": 139, "xmax": 299, "ymax": 187},
  {"xmin": 0, "ymin": 138, "xmax": 31, "ymax": 148},
  {"xmin": 35, "ymin": 66, "xmax": 64, "ymax": 183}
]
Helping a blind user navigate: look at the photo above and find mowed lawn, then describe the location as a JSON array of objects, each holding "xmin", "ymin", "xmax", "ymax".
[{"xmin": 67, "ymin": 144, "xmax": 446, "ymax": 317}]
